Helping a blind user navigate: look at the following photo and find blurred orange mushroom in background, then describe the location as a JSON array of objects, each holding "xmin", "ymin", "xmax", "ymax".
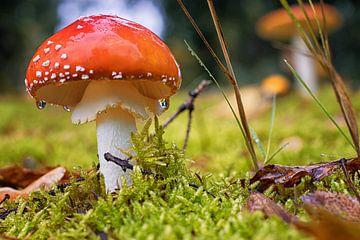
[{"xmin": 256, "ymin": 3, "xmax": 343, "ymax": 96}]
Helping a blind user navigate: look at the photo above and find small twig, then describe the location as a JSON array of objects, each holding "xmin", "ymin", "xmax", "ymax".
[
  {"xmin": 340, "ymin": 158, "xmax": 360, "ymax": 202},
  {"xmin": 162, "ymin": 80, "xmax": 211, "ymax": 129},
  {"xmin": 183, "ymin": 106, "xmax": 194, "ymax": 151},
  {"xmin": 0, "ymin": 194, "xmax": 9, "ymax": 205},
  {"xmin": 104, "ymin": 153, "xmax": 133, "ymax": 172},
  {"xmin": 96, "ymin": 230, "xmax": 108, "ymax": 240},
  {"xmin": 188, "ymin": 183, "xmax": 216, "ymax": 199},
  {"xmin": 0, "ymin": 208, "xmax": 16, "ymax": 220},
  {"xmin": 161, "ymin": 80, "xmax": 210, "ymax": 151}
]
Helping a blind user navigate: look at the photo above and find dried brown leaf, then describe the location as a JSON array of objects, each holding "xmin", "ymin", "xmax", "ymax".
[
  {"xmin": 245, "ymin": 191, "xmax": 298, "ymax": 223},
  {"xmin": 0, "ymin": 167, "xmax": 67, "ymax": 201},
  {"xmin": 297, "ymin": 210, "xmax": 360, "ymax": 240},
  {"xmin": 245, "ymin": 191, "xmax": 360, "ymax": 240},
  {"xmin": 302, "ymin": 191, "xmax": 360, "ymax": 222},
  {"xmin": 298, "ymin": 191, "xmax": 360, "ymax": 240},
  {"xmin": 249, "ymin": 157, "xmax": 360, "ymax": 191},
  {"xmin": 0, "ymin": 165, "xmax": 55, "ymax": 188}
]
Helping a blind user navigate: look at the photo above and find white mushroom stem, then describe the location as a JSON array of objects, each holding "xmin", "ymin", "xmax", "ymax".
[
  {"xmin": 292, "ymin": 35, "xmax": 317, "ymax": 96},
  {"xmin": 96, "ymin": 107, "xmax": 135, "ymax": 192},
  {"xmin": 71, "ymin": 80, "xmax": 163, "ymax": 192}
]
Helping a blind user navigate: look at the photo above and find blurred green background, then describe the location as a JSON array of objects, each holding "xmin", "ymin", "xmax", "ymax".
[{"xmin": 0, "ymin": 0, "xmax": 359, "ymax": 93}]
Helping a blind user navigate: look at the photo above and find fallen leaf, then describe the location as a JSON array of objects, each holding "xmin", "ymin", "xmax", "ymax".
[
  {"xmin": 0, "ymin": 167, "xmax": 67, "ymax": 201},
  {"xmin": 245, "ymin": 191, "xmax": 298, "ymax": 224},
  {"xmin": 245, "ymin": 191, "xmax": 360, "ymax": 240},
  {"xmin": 249, "ymin": 157, "xmax": 360, "ymax": 191},
  {"xmin": 0, "ymin": 165, "xmax": 55, "ymax": 188},
  {"xmin": 298, "ymin": 192, "xmax": 360, "ymax": 240},
  {"xmin": 298, "ymin": 211, "xmax": 360, "ymax": 240},
  {"xmin": 301, "ymin": 191, "xmax": 360, "ymax": 222}
]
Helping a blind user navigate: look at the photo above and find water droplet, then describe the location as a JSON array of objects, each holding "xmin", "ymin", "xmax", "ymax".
[
  {"xmin": 63, "ymin": 106, "xmax": 71, "ymax": 112},
  {"xmin": 159, "ymin": 99, "xmax": 169, "ymax": 110},
  {"xmin": 36, "ymin": 100, "xmax": 46, "ymax": 110}
]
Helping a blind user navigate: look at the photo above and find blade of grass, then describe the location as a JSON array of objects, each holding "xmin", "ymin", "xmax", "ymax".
[
  {"xmin": 280, "ymin": 0, "xmax": 317, "ymax": 58},
  {"xmin": 178, "ymin": 0, "xmax": 259, "ymax": 170},
  {"xmin": 206, "ymin": 0, "xmax": 258, "ymax": 170},
  {"xmin": 284, "ymin": 59, "xmax": 356, "ymax": 151},
  {"xmin": 296, "ymin": 0, "xmax": 324, "ymax": 54},
  {"xmin": 185, "ymin": 41, "xmax": 248, "ymax": 156},
  {"xmin": 266, "ymin": 142, "xmax": 290, "ymax": 164},
  {"xmin": 282, "ymin": 0, "xmax": 360, "ymax": 158},
  {"xmin": 329, "ymin": 70, "xmax": 360, "ymax": 157},
  {"xmin": 250, "ymin": 127, "xmax": 266, "ymax": 159},
  {"xmin": 264, "ymin": 95, "xmax": 277, "ymax": 164},
  {"xmin": 176, "ymin": 0, "xmax": 233, "ymax": 85}
]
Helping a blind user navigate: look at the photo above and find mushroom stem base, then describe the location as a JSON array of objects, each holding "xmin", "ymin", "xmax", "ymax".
[{"xmin": 96, "ymin": 107, "xmax": 136, "ymax": 192}]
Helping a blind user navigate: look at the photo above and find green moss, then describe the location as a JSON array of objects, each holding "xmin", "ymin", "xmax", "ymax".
[{"xmin": 0, "ymin": 87, "xmax": 359, "ymax": 239}]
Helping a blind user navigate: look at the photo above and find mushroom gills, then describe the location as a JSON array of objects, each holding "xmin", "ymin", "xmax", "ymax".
[{"xmin": 71, "ymin": 81, "xmax": 162, "ymax": 124}]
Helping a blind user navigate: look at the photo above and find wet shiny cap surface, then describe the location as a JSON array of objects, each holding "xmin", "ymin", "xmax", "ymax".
[{"xmin": 25, "ymin": 15, "xmax": 181, "ymax": 106}]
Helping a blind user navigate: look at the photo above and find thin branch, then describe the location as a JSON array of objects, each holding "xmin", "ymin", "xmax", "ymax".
[
  {"xmin": 183, "ymin": 106, "xmax": 193, "ymax": 151},
  {"xmin": 162, "ymin": 80, "xmax": 210, "ymax": 129},
  {"xmin": 340, "ymin": 158, "xmax": 360, "ymax": 202},
  {"xmin": 104, "ymin": 153, "xmax": 133, "ymax": 172}
]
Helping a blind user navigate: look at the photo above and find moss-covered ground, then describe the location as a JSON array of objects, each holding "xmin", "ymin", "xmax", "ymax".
[{"xmin": 0, "ymin": 86, "xmax": 359, "ymax": 239}]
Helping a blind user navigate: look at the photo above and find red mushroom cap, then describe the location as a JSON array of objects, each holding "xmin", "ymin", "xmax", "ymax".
[{"xmin": 25, "ymin": 15, "xmax": 181, "ymax": 107}]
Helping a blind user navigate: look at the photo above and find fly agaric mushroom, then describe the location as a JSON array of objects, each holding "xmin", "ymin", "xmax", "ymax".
[
  {"xmin": 256, "ymin": 4, "xmax": 342, "ymax": 95},
  {"xmin": 25, "ymin": 15, "xmax": 181, "ymax": 192}
]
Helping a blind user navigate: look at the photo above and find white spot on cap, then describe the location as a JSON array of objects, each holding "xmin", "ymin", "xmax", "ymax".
[
  {"xmin": 112, "ymin": 71, "xmax": 117, "ymax": 76},
  {"xmin": 59, "ymin": 73, "xmax": 65, "ymax": 78},
  {"xmin": 66, "ymin": 76, "xmax": 70, "ymax": 79},
  {"xmin": 113, "ymin": 72, "xmax": 123, "ymax": 79},
  {"xmin": 33, "ymin": 55, "xmax": 40, "ymax": 63},
  {"xmin": 147, "ymin": 72, "xmax": 152, "ymax": 77},
  {"xmin": 60, "ymin": 79, "xmax": 66, "ymax": 83},
  {"xmin": 72, "ymin": 73, "xmax": 78, "ymax": 77},
  {"xmin": 65, "ymin": 72, "xmax": 70, "ymax": 75},
  {"xmin": 44, "ymin": 48, "xmax": 50, "ymax": 54},
  {"xmin": 89, "ymin": 69, "xmax": 94, "ymax": 74},
  {"xmin": 33, "ymin": 80, "xmax": 38, "ymax": 84},
  {"xmin": 44, "ymin": 77, "xmax": 48, "ymax": 81},
  {"xmin": 63, "ymin": 65, "xmax": 70, "ymax": 70},
  {"xmin": 54, "ymin": 62, "xmax": 60, "ymax": 69},
  {"xmin": 42, "ymin": 60, "xmax": 50, "ymax": 67},
  {"xmin": 51, "ymin": 73, "xmax": 56, "ymax": 79},
  {"xmin": 47, "ymin": 40, "xmax": 54, "ymax": 45},
  {"xmin": 55, "ymin": 44, "xmax": 62, "ymax": 51},
  {"xmin": 60, "ymin": 53, "xmax": 67, "ymax": 59},
  {"xmin": 81, "ymin": 74, "xmax": 89, "ymax": 80},
  {"xmin": 45, "ymin": 71, "xmax": 49, "ymax": 76},
  {"xmin": 77, "ymin": 25, "xmax": 83, "ymax": 29},
  {"xmin": 36, "ymin": 71, "xmax": 42, "ymax": 78},
  {"xmin": 76, "ymin": 66, "xmax": 85, "ymax": 72}
]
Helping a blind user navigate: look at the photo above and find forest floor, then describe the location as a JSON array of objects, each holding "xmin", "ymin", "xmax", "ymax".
[{"xmin": 0, "ymin": 85, "xmax": 359, "ymax": 239}]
